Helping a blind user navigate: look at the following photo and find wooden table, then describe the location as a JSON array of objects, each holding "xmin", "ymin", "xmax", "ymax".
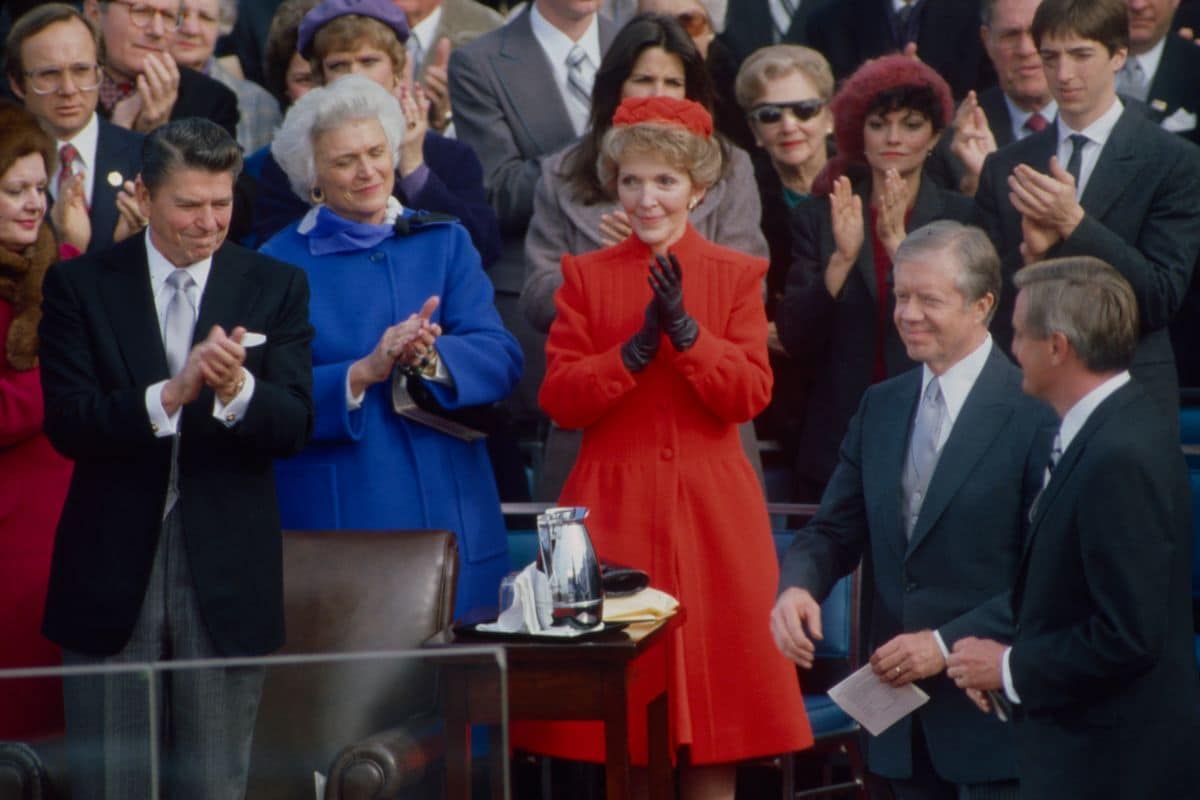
[{"xmin": 427, "ymin": 615, "xmax": 680, "ymax": 800}]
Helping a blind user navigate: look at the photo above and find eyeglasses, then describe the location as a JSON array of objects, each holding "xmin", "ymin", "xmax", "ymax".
[
  {"xmin": 105, "ymin": 0, "xmax": 183, "ymax": 31},
  {"xmin": 748, "ymin": 99, "xmax": 826, "ymax": 125},
  {"xmin": 23, "ymin": 63, "xmax": 102, "ymax": 95},
  {"xmin": 674, "ymin": 10, "xmax": 712, "ymax": 38}
]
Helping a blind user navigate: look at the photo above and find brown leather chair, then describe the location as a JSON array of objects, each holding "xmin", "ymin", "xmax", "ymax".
[{"xmin": 248, "ymin": 528, "xmax": 459, "ymax": 799}]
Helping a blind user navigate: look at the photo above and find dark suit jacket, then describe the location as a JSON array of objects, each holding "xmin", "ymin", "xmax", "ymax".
[
  {"xmin": 718, "ymin": 0, "xmax": 824, "ymax": 65},
  {"xmin": 86, "ymin": 118, "xmax": 143, "ymax": 254},
  {"xmin": 1010, "ymin": 381, "xmax": 1200, "ymax": 798},
  {"xmin": 806, "ymin": 0, "xmax": 992, "ymax": 100},
  {"xmin": 976, "ymin": 107, "xmax": 1200, "ymax": 424},
  {"xmin": 780, "ymin": 346, "xmax": 1054, "ymax": 783},
  {"xmin": 250, "ymin": 132, "xmax": 501, "ymax": 267},
  {"xmin": 1144, "ymin": 34, "xmax": 1200, "ymax": 145},
  {"xmin": 925, "ymin": 86, "xmax": 1015, "ymax": 192},
  {"xmin": 38, "ymin": 235, "xmax": 314, "ymax": 657},
  {"xmin": 776, "ymin": 173, "xmax": 981, "ymax": 492}
]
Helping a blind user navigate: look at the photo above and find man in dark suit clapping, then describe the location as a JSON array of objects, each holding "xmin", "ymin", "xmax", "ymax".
[
  {"xmin": 38, "ymin": 118, "xmax": 314, "ymax": 799},
  {"xmin": 772, "ymin": 221, "xmax": 1053, "ymax": 800},
  {"xmin": 949, "ymin": 256, "xmax": 1200, "ymax": 799}
]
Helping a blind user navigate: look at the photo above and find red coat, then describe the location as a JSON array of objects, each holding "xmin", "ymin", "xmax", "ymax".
[
  {"xmin": 0, "ymin": 297, "xmax": 70, "ymax": 739},
  {"xmin": 519, "ymin": 226, "xmax": 812, "ymax": 764}
]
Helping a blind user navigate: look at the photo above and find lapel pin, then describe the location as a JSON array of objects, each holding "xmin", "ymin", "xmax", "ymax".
[{"xmin": 107, "ymin": 171, "xmax": 124, "ymax": 187}]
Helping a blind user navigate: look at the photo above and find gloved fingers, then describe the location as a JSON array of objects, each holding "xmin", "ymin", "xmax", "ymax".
[{"xmin": 667, "ymin": 253, "xmax": 683, "ymax": 283}]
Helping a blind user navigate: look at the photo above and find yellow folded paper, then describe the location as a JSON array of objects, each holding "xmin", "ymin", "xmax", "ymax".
[{"xmin": 603, "ymin": 587, "xmax": 680, "ymax": 623}]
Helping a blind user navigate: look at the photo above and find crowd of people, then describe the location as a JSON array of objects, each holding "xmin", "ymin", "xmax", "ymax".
[{"xmin": 1, "ymin": 0, "xmax": 1199, "ymax": 798}]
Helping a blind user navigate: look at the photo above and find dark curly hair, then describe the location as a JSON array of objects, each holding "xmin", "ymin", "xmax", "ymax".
[
  {"xmin": 812, "ymin": 54, "xmax": 953, "ymax": 196},
  {"xmin": 559, "ymin": 13, "xmax": 719, "ymax": 205}
]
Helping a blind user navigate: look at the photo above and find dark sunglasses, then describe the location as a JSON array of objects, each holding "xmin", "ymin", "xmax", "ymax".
[
  {"xmin": 749, "ymin": 99, "xmax": 826, "ymax": 125},
  {"xmin": 675, "ymin": 10, "xmax": 712, "ymax": 37}
]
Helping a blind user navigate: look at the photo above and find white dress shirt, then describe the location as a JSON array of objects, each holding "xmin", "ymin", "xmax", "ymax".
[
  {"xmin": 1001, "ymin": 370, "xmax": 1131, "ymax": 702},
  {"xmin": 52, "ymin": 111, "xmax": 100, "ymax": 208},
  {"xmin": 143, "ymin": 230, "xmax": 255, "ymax": 436},
  {"xmin": 528, "ymin": 2, "xmax": 601, "ymax": 135},
  {"xmin": 1056, "ymin": 97, "xmax": 1124, "ymax": 198},
  {"xmin": 408, "ymin": 5, "xmax": 445, "ymax": 76}
]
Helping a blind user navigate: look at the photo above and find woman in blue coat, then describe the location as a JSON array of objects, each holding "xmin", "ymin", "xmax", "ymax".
[{"xmin": 262, "ymin": 75, "xmax": 522, "ymax": 615}]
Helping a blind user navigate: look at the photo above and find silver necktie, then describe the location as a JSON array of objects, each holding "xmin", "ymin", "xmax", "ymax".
[
  {"xmin": 903, "ymin": 377, "xmax": 947, "ymax": 537},
  {"xmin": 565, "ymin": 44, "xmax": 592, "ymax": 123},
  {"xmin": 1117, "ymin": 57, "xmax": 1148, "ymax": 102},
  {"xmin": 163, "ymin": 269, "xmax": 196, "ymax": 377}
]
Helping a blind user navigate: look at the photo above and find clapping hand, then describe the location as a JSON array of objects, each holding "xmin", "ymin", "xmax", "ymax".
[
  {"xmin": 351, "ymin": 296, "xmax": 441, "ymax": 395},
  {"xmin": 650, "ymin": 254, "xmax": 698, "ymax": 351},
  {"xmin": 1008, "ymin": 157, "xmax": 1084, "ymax": 240},
  {"xmin": 51, "ymin": 171, "xmax": 91, "ymax": 252},
  {"xmin": 598, "ymin": 209, "xmax": 633, "ymax": 246},
  {"xmin": 949, "ymin": 91, "xmax": 997, "ymax": 195},
  {"xmin": 825, "ymin": 175, "xmax": 863, "ymax": 298},
  {"xmin": 875, "ymin": 168, "xmax": 910, "ymax": 259},
  {"xmin": 620, "ymin": 296, "xmax": 660, "ymax": 373}
]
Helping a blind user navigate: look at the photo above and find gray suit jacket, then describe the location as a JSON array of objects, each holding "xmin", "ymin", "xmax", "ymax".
[
  {"xmin": 417, "ymin": 0, "xmax": 504, "ymax": 80},
  {"xmin": 448, "ymin": 7, "xmax": 617, "ymax": 294},
  {"xmin": 780, "ymin": 345, "xmax": 1054, "ymax": 783},
  {"xmin": 520, "ymin": 143, "xmax": 769, "ymax": 333}
]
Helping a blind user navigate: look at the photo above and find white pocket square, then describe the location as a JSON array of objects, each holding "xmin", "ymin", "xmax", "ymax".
[{"xmin": 1161, "ymin": 106, "xmax": 1197, "ymax": 133}]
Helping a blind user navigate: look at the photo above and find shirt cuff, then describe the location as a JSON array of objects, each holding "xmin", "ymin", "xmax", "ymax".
[
  {"xmin": 396, "ymin": 163, "xmax": 431, "ymax": 197},
  {"xmin": 1002, "ymin": 646, "xmax": 1022, "ymax": 704},
  {"xmin": 932, "ymin": 630, "xmax": 950, "ymax": 662},
  {"xmin": 146, "ymin": 380, "xmax": 181, "ymax": 437},
  {"xmin": 345, "ymin": 367, "xmax": 366, "ymax": 411},
  {"xmin": 212, "ymin": 369, "xmax": 255, "ymax": 426}
]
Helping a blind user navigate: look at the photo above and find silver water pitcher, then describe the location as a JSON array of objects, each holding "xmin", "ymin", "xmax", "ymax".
[{"xmin": 536, "ymin": 507, "xmax": 604, "ymax": 629}]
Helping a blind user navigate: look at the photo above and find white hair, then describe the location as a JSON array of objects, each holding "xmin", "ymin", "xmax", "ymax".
[{"xmin": 271, "ymin": 74, "xmax": 407, "ymax": 202}]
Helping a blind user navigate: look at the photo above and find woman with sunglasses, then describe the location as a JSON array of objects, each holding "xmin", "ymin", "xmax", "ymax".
[
  {"xmin": 521, "ymin": 13, "xmax": 767, "ymax": 498},
  {"xmin": 775, "ymin": 54, "xmax": 980, "ymax": 502}
]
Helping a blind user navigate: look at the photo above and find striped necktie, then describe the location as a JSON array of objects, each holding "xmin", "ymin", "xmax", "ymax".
[{"xmin": 565, "ymin": 44, "xmax": 592, "ymax": 120}]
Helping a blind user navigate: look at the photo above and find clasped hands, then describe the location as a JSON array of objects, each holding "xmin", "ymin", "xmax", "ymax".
[
  {"xmin": 621, "ymin": 254, "xmax": 699, "ymax": 373},
  {"xmin": 1008, "ymin": 156, "xmax": 1085, "ymax": 264},
  {"xmin": 162, "ymin": 325, "xmax": 249, "ymax": 414},
  {"xmin": 769, "ymin": 587, "xmax": 944, "ymax": 683},
  {"xmin": 350, "ymin": 296, "xmax": 442, "ymax": 396}
]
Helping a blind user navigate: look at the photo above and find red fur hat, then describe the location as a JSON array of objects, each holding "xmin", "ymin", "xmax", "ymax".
[
  {"xmin": 612, "ymin": 95, "xmax": 714, "ymax": 137},
  {"xmin": 813, "ymin": 54, "xmax": 954, "ymax": 196}
]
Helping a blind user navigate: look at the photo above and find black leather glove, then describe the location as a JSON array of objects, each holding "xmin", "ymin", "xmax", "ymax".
[
  {"xmin": 620, "ymin": 297, "xmax": 660, "ymax": 372},
  {"xmin": 650, "ymin": 253, "xmax": 698, "ymax": 351}
]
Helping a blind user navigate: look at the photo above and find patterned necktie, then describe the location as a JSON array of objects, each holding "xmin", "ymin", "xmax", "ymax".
[
  {"xmin": 57, "ymin": 143, "xmax": 80, "ymax": 200},
  {"xmin": 163, "ymin": 270, "xmax": 196, "ymax": 377},
  {"xmin": 1117, "ymin": 57, "xmax": 1148, "ymax": 102},
  {"xmin": 1042, "ymin": 431, "xmax": 1063, "ymax": 489},
  {"xmin": 1024, "ymin": 112, "xmax": 1049, "ymax": 134},
  {"xmin": 565, "ymin": 44, "xmax": 592, "ymax": 123},
  {"xmin": 772, "ymin": 0, "xmax": 799, "ymax": 41},
  {"xmin": 1065, "ymin": 133, "xmax": 1088, "ymax": 188},
  {"xmin": 904, "ymin": 377, "xmax": 947, "ymax": 538}
]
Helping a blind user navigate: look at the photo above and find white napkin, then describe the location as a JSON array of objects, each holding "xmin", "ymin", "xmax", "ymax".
[
  {"xmin": 479, "ymin": 562, "xmax": 553, "ymax": 633},
  {"xmin": 1162, "ymin": 106, "xmax": 1197, "ymax": 133}
]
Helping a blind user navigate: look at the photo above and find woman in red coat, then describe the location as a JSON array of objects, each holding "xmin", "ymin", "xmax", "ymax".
[
  {"xmin": 528, "ymin": 96, "xmax": 811, "ymax": 799},
  {"xmin": 0, "ymin": 101, "xmax": 76, "ymax": 740}
]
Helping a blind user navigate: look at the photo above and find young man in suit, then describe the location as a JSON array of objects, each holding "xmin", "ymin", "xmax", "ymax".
[
  {"xmin": 928, "ymin": 0, "xmax": 1057, "ymax": 195},
  {"xmin": 974, "ymin": 0, "xmax": 1200, "ymax": 432},
  {"xmin": 83, "ymin": 0, "xmax": 239, "ymax": 138},
  {"xmin": 38, "ymin": 118, "xmax": 314, "ymax": 799},
  {"xmin": 772, "ymin": 221, "xmax": 1054, "ymax": 800},
  {"xmin": 5, "ymin": 3, "xmax": 144, "ymax": 254},
  {"xmin": 949, "ymin": 256, "xmax": 1200, "ymax": 799}
]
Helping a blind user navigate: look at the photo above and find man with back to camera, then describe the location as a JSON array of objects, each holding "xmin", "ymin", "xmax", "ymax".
[
  {"xmin": 948, "ymin": 255, "xmax": 1200, "ymax": 799},
  {"xmin": 772, "ymin": 220, "xmax": 1054, "ymax": 800}
]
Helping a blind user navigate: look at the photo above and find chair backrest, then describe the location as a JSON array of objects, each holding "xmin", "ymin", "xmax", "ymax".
[{"xmin": 247, "ymin": 530, "xmax": 458, "ymax": 799}]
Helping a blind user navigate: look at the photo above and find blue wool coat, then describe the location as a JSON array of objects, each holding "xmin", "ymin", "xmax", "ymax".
[{"xmin": 261, "ymin": 213, "xmax": 522, "ymax": 614}]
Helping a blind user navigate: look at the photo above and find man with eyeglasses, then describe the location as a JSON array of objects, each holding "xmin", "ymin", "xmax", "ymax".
[
  {"xmin": 927, "ymin": 0, "xmax": 1057, "ymax": 197},
  {"xmin": 82, "ymin": 0, "xmax": 238, "ymax": 138},
  {"xmin": 5, "ymin": 3, "xmax": 145, "ymax": 254}
]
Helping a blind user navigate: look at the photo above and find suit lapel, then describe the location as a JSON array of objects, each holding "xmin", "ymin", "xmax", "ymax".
[
  {"xmin": 907, "ymin": 349, "xmax": 1013, "ymax": 556},
  {"xmin": 868, "ymin": 370, "xmax": 922, "ymax": 565},
  {"xmin": 1079, "ymin": 109, "xmax": 1141, "ymax": 221},
  {"xmin": 194, "ymin": 245, "xmax": 258, "ymax": 341},
  {"xmin": 98, "ymin": 237, "xmax": 169, "ymax": 387},
  {"xmin": 491, "ymin": 10, "xmax": 579, "ymax": 157}
]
